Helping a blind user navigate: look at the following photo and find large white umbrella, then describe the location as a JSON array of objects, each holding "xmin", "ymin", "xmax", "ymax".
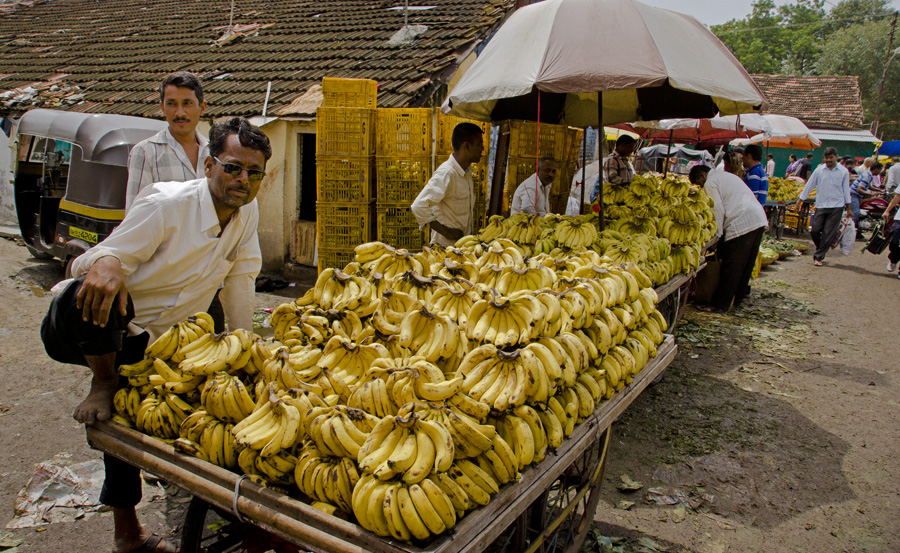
[
  {"xmin": 443, "ymin": 0, "xmax": 769, "ymax": 126},
  {"xmin": 728, "ymin": 114, "xmax": 822, "ymax": 150}
]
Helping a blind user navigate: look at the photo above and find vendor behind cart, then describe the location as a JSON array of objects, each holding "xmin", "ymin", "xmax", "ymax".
[
  {"xmin": 411, "ymin": 123, "xmax": 484, "ymax": 247},
  {"xmin": 590, "ymin": 135, "xmax": 636, "ymax": 202},
  {"xmin": 510, "ymin": 156, "xmax": 558, "ymax": 216},
  {"xmin": 40, "ymin": 117, "xmax": 271, "ymax": 553}
]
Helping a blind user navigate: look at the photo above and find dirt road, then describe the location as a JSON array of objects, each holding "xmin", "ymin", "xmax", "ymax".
[{"xmin": 0, "ymin": 233, "xmax": 897, "ymax": 553}]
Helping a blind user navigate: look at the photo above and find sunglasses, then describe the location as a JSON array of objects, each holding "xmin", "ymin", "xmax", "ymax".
[{"xmin": 213, "ymin": 156, "xmax": 266, "ymax": 182}]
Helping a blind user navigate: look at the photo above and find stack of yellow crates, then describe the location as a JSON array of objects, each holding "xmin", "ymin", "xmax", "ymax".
[
  {"xmin": 316, "ymin": 78, "xmax": 377, "ymax": 271},
  {"xmin": 375, "ymin": 109, "xmax": 433, "ymax": 251},
  {"xmin": 435, "ymin": 114, "xmax": 491, "ymax": 233},
  {"xmin": 503, "ymin": 120, "xmax": 571, "ymax": 216}
]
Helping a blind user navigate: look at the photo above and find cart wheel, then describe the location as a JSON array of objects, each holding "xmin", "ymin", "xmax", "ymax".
[
  {"xmin": 521, "ymin": 428, "xmax": 612, "ymax": 553},
  {"xmin": 181, "ymin": 497, "xmax": 251, "ymax": 553}
]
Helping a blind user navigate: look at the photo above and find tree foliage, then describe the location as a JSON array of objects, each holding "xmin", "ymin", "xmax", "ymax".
[{"xmin": 712, "ymin": 0, "xmax": 900, "ymax": 139}]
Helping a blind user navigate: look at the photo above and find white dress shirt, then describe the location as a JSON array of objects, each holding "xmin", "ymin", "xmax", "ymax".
[
  {"xmin": 799, "ymin": 164, "xmax": 851, "ymax": 208},
  {"xmin": 410, "ymin": 155, "xmax": 474, "ymax": 247},
  {"xmin": 885, "ymin": 163, "xmax": 900, "ymax": 194},
  {"xmin": 766, "ymin": 159, "xmax": 775, "ymax": 177},
  {"xmin": 126, "ymin": 127, "xmax": 210, "ymax": 213},
  {"xmin": 70, "ymin": 179, "xmax": 260, "ymax": 341},
  {"xmin": 704, "ymin": 170, "xmax": 768, "ymax": 241},
  {"xmin": 510, "ymin": 174, "xmax": 551, "ymax": 216},
  {"xmin": 567, "ymin": 161, "xmax": 600, "ymax": 216}
]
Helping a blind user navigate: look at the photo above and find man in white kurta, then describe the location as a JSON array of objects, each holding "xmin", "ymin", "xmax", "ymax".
[
  {"xmin": 411, "ymin": 123, "xmax": 485, "ymax": 246},
  {"xmin": 510, "ymin": 157, "xmax": 558, "ymax": 216}
]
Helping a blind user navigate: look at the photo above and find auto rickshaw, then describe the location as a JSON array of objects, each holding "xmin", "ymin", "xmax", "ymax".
[{"xmin": 14, "ymin": 109, "xmax": 166, "ymax": 273}]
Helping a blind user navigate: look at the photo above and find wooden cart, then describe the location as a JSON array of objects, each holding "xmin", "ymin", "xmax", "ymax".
[{"xmin": 87, "ymin": 337, "xmax": 677, "ymax": 553}]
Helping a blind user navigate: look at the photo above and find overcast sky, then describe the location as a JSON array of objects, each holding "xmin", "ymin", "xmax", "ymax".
[{"xmin": 638, "ymin": 0, "xmax": 900, "ymax": 27}]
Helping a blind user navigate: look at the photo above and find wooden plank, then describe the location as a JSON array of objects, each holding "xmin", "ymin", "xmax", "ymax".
[
  {"xmin": 87, "ymin": 337, "xmax": 677, "ymax": 553},
  {"xmin": 655, "ymin": 273, "xmax": 691, "ymax": 301}
]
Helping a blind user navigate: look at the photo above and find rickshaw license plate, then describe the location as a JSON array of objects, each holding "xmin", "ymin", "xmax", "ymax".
[{"xmin": 70, "ymin": 227, "xmax": 98, "ymax": 244}]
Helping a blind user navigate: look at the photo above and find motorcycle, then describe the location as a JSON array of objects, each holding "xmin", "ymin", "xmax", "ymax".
[{"xmin": 858, "ymin": 193, "xmax": 892, "ymax": 233}]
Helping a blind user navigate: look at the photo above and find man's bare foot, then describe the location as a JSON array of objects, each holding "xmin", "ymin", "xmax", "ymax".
[{"xmin": 73, "ymin": 376, "xmax": 118, "ymax": 424}]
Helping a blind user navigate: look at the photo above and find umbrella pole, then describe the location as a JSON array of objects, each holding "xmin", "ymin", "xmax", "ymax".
[
  {"xmin": 664, "ymin": 129, "xmax": 673, "ymax": 177},
  {"xmin": 597, "ymin": 91, "xmax": 604, "ymax": 230}
]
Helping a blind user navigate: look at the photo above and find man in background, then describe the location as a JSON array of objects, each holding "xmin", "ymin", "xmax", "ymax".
[
  {"xmin": 765, "ymin": 154, "xmax": 775, "ymax": 177},
  {"xmin": 411, "ymin": 123, "xmax": 484, "ymax": 246},
  {"xmin": 742, "ymin": 144, "xmax": 768, "ymax": 205},
  {"xmin": 126, "ymin": 71, "xmax": 209, "ymax": 212},
  {"xmin": 796, "ymin": 147, "xmax": 851, "ymax": 266},
  {"xmin": 884, "ymin": 157, "xmax": 900, "ymax": 194},
  {"xmin": 511, "ymin": 156, "xmax": 558, "ymax": 216},
  {"xmin": 591, "ymin": 135, "xmax": 636, "ymax": 202},
  {"xmin": 794, "ymin": 153, "xmax": 814, "ymax": 181}
]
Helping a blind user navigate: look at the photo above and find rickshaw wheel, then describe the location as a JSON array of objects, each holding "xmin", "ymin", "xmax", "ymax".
[{"xmin": 25, "ymin": 244, "xmax": 53, "ymax": 260}]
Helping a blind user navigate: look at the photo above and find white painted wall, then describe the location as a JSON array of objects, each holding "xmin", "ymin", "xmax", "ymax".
[{"xmin": 0, "ymin": 120, "xmax": 16, "ymax": 226}]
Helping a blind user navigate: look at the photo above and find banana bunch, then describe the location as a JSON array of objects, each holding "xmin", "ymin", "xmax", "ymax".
[
  {"xmin": 616, "ymin": 216, "xmax": 657, "ymax": 237},
  {"xmin": 269, "ymin": 303, "xmax": 307, "ymax": 343},
  {"xmin": 494, "ymin": 265, "xmax": 555, "ymax": 296},
  {"xmin": 391, "ymin": 271, "xmax": 440, "ymax": 304},
  {"xmin": 457, "ymin": 342, "xmax": 561, "ymax": 408},
  {"xmin": 660, "ymin": 176, "xmax": 691, "ymax": 198},
  {"xmin": 306, "ymin": 405, "xmax": 380, "ymax": 459},
  {"xmin": 659, "ymin": 216, "xmax": 701, "ymax": 246},
  {"xmin": 623, "ymin": 189, "xmax": 651, "ymax": 209},
  {"xmin": 670, "ymin": 244, "xmax": 700, "ymax": 274},
  {"xmin": 200, "ymin": 372, "xmax": 256, "ymax": 423},
  {"xmin": 605, "ymin": 204, "xmax": 633, "ymax": 220},
  {"xmin": 530, "ymin": 291, "xmax": 572, "ymax": 337},
  {"xmin": 555, "ymin": 219, "xmax": 599, "ymax": 249},
  {"xmin": 434, "ymin": 259, "xmax": 478, "ymax": 282},
  {"xmin": 352, "ymin": 474, "xmax": 458, "ymax": 541},
  {"xmin": 488, "ymin": 405, "xmax": 549, "ymax": 466},
  {"xmin": 351, "ymin": 357, "xmax": 463, "ymax": 413},
  {"xmin": 357, "ymin": 409, "xmax": 455, "ymax": 484},
  {"xmin": 295, "ymin": 441, "xmax": 360, "ymax": 513},
  {"xmin": 443, "ymin": 247, "xmax": 477, "ymax": 266},
  {"xmin": 464, "ymin": 293, "xmax": 540, "ymax": 347},
  {"xmin": 231, "ymin": 385, "xmax": 303, "ymax": 457},
  {"xmin": 476, "ymin": 215, "xmax": 513, "ymax": 243},
  {"xmin": 364, "ymin": 249, "xmax": 426, "ymax": 280},
  {"xmin": 372, "ymin": 331, "xmax": 412, "ymax": 360},
  {"xmin": 371, "ymin": 290, "xmax": 416, "ymax": 335},
  {"xmin": 429, "ymin": 285, "xmax": 481, "ymax": 328},
  {"xmin": 145, "ymin": 312, "xmax": 215, "ymax": 361},
  {"xmin": 413, "ymin": 244, "xmax": 446, "ymax": 268},
  {"xmin": 135, "ymin": 390, "xmax": 183, "ymax": 440},
  {"xmin": 603, "ymin": 183, "xmax": 629, "ymax": 205},
  {"xmin": 630, "ymin": 174, "xmax": 658, "ymax": 197},
  {"xmin": 474, "ymin": 241, "xmax": 524, "ymax": 269},
  {"xmin": 398, "ymin": 306, "xmax": 461, "ymax": 362},
  {"xmin": 261, "ymin": 347, "xmax": 349, "ymax": 401},
  {"xmin": 177, "ymin": 331, "xmax": 252, "ymax": 376},
  {"xmin": 174, "ymin": 411, "xmax": 240, "ymax": 469},
  {"xmin": 506, "ymin": 216, "xmax": 540, "ymax": 245},
  {"xmin": 317, "ymin": 335, "xmax": 389, "ymax": 386},
  {"xmin": 112, "ymin": 386, "xmax": 144, "ymax": 426},
  {"xmin": 354, "ymin": 241, "xmax": 396, "ymax": 265},
  {"xmin": 311, "ymin": 268, "xmax": 378, "ymax": 316}
]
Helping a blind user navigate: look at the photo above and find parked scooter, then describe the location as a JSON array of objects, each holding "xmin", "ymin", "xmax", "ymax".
[{"xmin": 858, "ymin": 194, "xmax": 891, "ymax": 233}]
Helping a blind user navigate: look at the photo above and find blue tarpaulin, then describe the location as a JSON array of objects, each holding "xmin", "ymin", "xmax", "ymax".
[{"xmin": 877, "ymin": 141, "xmax": 900, "ymax": 156}]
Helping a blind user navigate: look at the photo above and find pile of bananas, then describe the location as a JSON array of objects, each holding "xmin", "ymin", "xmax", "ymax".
[
  {"xmin": 459, "ymin": 172, "xmax": 715, "ymax": 287},
  {"xmin": 109, "ymin": 229, "xmax": 672, "ymax": 544},
  {"xmin": 768, "ymin": 177, "xmax": 802, "ymax": 202}
]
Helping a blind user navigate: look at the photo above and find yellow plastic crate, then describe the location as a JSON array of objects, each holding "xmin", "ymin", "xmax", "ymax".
[
  {"xmin": 322, "ymin": 78, "xmax": 377, "ymax": 109},
  {"xmin": 508, "ymin": 120, "xmax": 569, "ymax": 161},
  {"xmin": 316, "ymin": 202, "xmax": 375, "ymax": 249},
  {"xmin": 317, "ymin": 247, "xmax": 356, "ymax": 273},
  {"xmin": 376, "ymin": 109, "xmax": 432, "ymax": 157},
  {"xmin": 376, "ymin": 203, "xmax": 429, "ymax": 252},
  {"xmin": 376, "ymin": 156, "xmax": 432, "ymax": 204},
  {"xmin": 316, "ymin": 156, "xmax": 375, "ymax": 203},
  {"xmin": 316, "ymin": 108, "xmax": 376, "ymax": 156},
  {"xmin": 436, "ymin": 114, "xmax": 490, "ymax": 156}
]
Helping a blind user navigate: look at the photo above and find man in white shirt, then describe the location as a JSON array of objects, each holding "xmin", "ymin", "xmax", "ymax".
[
  {"xmin": 689, "ymin": 166, "xmax": 768, "ymax": 313},
  {"xmin": 567, "ymin": 159, "xmax": 600, "ymax": 216},
  {"xmin": 765, "ymin": 154, "xmax": 775, "ymax": 177},
  {"xmin": 885, "ymin": 158, "xmax": 900, "ymax": 194},
  {"xmin": 40, "ymin": 117, "xmax": 270, "ymax": 553},
  {"xmin": 795, "ymin": 147, "xmax": 851, "ymax": 266},
  {"xmin": 411, "ymin": 123, "xmax": 484, "ymax": 247},
  {"xmin": 510, "ymin": 156, "xmax": 558, "ymax": 216},
  {"xmin": 126, "ymin": 71, "xmax": 209, "ymax": 212}
]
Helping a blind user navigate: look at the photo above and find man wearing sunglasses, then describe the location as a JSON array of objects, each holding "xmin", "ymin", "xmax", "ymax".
[{"xmin": 40, "ymin": 117, "xmax": 270, "ymax": 553}]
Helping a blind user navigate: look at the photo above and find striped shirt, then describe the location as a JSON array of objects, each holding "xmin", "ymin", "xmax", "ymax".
[
  {"xmin": 125, "ymin": 127, "xmax": 209, "ymax": 213},
  {"xmin": 743, "ymin": 163, "xmax": 768, "ymax": 205},
  {"xmin": 850, "ymin": 171, "xmax": 873, "ymax": 196}
]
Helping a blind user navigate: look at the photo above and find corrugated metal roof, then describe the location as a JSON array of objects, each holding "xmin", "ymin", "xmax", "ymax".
[
  {"xmin": 811, "ymin": 128, "xmax": 881, "ymax": 143},
  {"xmin": 0, "ymin": 0, "xmax": 514, "ymax": 117}
]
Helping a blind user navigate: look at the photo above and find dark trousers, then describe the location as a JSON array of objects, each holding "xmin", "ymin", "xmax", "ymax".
[
  {"xmin": 888, "ymin": 220, "xmax": 900, "ymax": 266},
  {"xmin": 712, "ymin": 227, "xmax": 765, "ymax": 311},
  {"xmin": 40, "ymin": 277, "xmax": 148, "ymax": 509},
  {"xmin": 810, "ymin": 207, "xmax": 844, "ymax": 261}
]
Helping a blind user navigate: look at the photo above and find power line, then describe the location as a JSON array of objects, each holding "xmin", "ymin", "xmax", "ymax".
[{"xmin": 713, "ymin": 11, "xmax": 897, "ymax": 34}]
